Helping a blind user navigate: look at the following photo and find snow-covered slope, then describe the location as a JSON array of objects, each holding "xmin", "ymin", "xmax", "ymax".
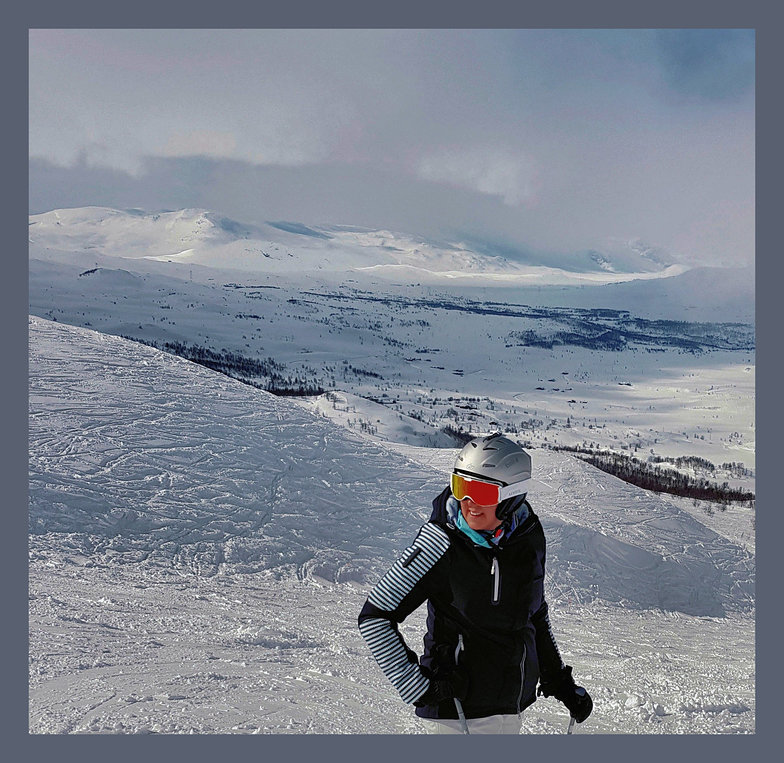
[
  {"xmin": 29, "ymin": 317, "xmax": 754, "ymax": 733},
  {"xmin": 299, "ymin": 390, "xmax": 462, "ymax": 448},
  {"xmin": 28, "ymin": 316, "xmax": 437, "ymax": 583},
  {"xmin": 28, "ymin": 315, "xmax": 753, "ymax": 613},
  {"xmin": 28, "ymin": 206, "xmax": 687, "ymax": 284}
]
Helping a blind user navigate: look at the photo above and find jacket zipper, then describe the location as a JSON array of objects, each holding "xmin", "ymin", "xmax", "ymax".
[
  {"xmin": 490, "ymin": 556, "xmax": 500, "ymax": 605},
  {"xmin": 454, "ymin": 634, "xmax": 470, "ymax": 734}
]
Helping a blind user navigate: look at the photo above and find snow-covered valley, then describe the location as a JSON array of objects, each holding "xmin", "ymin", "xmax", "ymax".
[{"xmin": 29, "ymin": 207, "xmax": 755, "ymax": 488}]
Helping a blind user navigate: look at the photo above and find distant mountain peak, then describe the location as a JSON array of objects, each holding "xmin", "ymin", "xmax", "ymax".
[{"xmin": 29, "ymin": 205, "xmax": 689, "ymax": 285}]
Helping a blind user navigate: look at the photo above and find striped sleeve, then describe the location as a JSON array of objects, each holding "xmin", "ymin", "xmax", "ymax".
[{"xmin": 358, "ymin": 522, "xmax": 450, "ymax": 704}]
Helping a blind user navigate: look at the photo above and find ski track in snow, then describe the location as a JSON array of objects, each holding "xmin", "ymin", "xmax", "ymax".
[{"xmin": 28, "ymin": 317, "xmax": 755, "ymax": 734}]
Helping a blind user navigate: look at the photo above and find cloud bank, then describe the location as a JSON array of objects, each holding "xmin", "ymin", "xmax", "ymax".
[{"xmin": 29, "ymin": 29, "xmax": 754, "ymax": 267}]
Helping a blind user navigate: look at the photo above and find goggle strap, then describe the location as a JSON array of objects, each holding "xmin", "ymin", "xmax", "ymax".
[{"xmin": 498, "ymin": 479, "xmax": 531, "ymax": 501}]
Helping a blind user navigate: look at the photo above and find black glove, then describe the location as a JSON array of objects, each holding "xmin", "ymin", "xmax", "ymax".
[
  {"xmin": 413, "ymin": 666, "xmax": 469, "ymax": 707},
  {"xmin": 538, "ymin": 665, "xmax": 593, "ymax": 723}
]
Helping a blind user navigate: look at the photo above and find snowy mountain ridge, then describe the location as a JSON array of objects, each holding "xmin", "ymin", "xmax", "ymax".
[{"xmin": 29, "ymin": 206, "xmax": 688, "ymax": 284}]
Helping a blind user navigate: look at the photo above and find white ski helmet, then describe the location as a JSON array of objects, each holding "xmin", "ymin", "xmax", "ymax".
[
  {"xmin": 454, "ymin": 433, "xmax": 532, "ymax": 484},
  {"xmin": 453, "ymin": 433, "xmax": 531, "ymax": 518}
]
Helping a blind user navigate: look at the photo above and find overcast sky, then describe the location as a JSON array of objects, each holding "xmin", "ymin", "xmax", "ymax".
[{"xmin": 29, "ymin": 29, "xmax": 754, "ymax": 267}]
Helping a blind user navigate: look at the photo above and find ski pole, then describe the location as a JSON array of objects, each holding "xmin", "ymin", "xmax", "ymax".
[
  {"xmin": 454, "ymin": 635, "xmax": 469, "ymax": 734},
  {"xmin": 567, "ymin": 686, "xmax": 587, "ymax": 733}
]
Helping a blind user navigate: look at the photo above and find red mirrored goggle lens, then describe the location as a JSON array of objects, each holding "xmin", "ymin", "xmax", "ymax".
[{"xmin": 450, "ymin": 473, "xmax": 502, "ymax": 505}]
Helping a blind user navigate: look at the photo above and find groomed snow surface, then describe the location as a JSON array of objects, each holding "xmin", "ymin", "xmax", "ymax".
[{"xmin": 28, "ymin": 317, "xmax": 754, "ymax": 734}]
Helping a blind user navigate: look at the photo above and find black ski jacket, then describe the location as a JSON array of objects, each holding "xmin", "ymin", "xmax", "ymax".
[{"xmin": 358, "ymin": 486, "xmax": 565, "ymax": 720}]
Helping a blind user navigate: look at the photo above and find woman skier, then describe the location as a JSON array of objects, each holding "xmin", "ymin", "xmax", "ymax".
[{"xmin": 358, "ymin": 433, "xmax": 593, "ymax": 734}]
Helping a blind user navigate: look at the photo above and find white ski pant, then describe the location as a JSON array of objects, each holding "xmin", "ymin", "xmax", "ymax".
[{"xmin": 422, "ymin": 713, "xmax": 522, "ymax": 734}]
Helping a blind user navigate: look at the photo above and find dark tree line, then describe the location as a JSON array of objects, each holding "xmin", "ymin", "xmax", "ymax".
[
  {"xmin": 440, "ymin": 425, "xmax": 474, "ymax": 444},
  {"xmin": 122, "ymin": 336, "xmax": 324, "ymax": 396},
  {"xmin": 649, "ymin": 454, "xmax": 717, "ymax": 471},
  {"xmin": 554, "ymin": 444, "xmax": 754, "ymax": 503},
  {"xmin": 342, "ymin": 362, "xmax": 382, "ymax": 379}
]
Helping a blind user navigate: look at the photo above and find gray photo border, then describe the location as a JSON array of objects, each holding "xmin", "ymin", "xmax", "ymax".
[{"xmin": 8, "ymin": 1, "xmax": 776, "ymax": 761}]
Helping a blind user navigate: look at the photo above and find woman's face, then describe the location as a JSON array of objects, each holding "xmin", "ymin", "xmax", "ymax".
[{"xmin": 459, "ymin": 497, "xmax": 501, "ymax": 532}]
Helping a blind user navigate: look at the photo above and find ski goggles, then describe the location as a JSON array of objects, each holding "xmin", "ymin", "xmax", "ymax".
[{"xmin": 450, "ymin": 472, "xmax": 530, "ymax": 506}]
